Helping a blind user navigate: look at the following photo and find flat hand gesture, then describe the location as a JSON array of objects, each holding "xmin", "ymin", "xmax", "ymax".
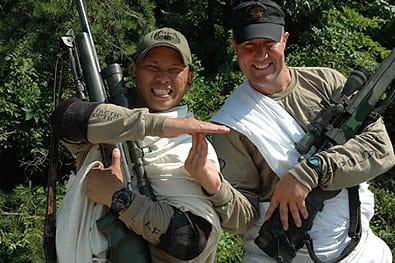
[
  {"xmin": 163, "ymin": 118, "xmax": 230, "ymax": 138},
  {"xmin": 184, "ymin": 133, "xmax": 221, "ymax": 195}
]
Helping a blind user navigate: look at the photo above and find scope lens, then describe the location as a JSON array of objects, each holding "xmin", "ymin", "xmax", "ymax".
[{"xmin": 342, "ymin": 66, "xmax": 370, "ymax": 96}]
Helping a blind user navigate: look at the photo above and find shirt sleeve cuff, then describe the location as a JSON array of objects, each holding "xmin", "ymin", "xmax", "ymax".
[
  {"xmin": 288, "ymin": 160, "xmax": 319, "ymax": 191},
  {"xmin": 144, "ymin": 113, "xmax": 168, "ymax": 137},
  {"xmin": 206, "ymin": 174, "xmax": 233, "ymax": 209}
]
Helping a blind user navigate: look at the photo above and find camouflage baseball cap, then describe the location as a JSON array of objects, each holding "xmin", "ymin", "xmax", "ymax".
[
  {"xmin": 135, "ymin": 27, "xmax": 192, "ymax": 66},
  {"xmin": 228, "ymin": 0, "xmax": 285, "ymax": 44}
]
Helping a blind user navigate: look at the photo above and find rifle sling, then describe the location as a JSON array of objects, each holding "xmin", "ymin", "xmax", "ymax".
[
  {"xmin": 127, "ymin": 140, "xmax": 156, "ymax": 200},
  {"xmin": 305, "ymin": 185, "xmax": 361, "ymax": 263}
]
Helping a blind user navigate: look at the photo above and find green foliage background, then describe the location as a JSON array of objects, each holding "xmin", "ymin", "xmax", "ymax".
[{"xmin": 0, "ymin": 0, "xmax": 394, "ymax": 262}]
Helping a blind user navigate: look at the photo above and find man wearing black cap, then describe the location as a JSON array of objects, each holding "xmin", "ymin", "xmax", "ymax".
[
  {"xmin": 54, "ymin": 27, "xmax": 230, "ymax": 263},
  {"xmin": 210, "ymin": 0, "xmax": 394, "ymax": 262}
]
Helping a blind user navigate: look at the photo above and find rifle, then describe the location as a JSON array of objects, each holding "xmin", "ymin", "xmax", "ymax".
[
  {"xmin": 44, "ymin": 0, "xmax": 153, "ymax": 262},
  {"xmin": 255, "ymin": 48, "xmax": 395, "ymax": 263},
  {"xmin": 296, "ymin": 48, "xmax": 395, "ymax": 158}
]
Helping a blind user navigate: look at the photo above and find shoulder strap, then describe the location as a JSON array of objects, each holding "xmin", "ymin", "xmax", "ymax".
[{"xmin": 306, "ymin": 185, "xmax": 361, "ymax": 263}]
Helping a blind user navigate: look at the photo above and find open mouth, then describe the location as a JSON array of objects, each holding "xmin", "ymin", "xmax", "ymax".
[
  {"xmin": 152, "ymin": 87, "xmax": 172, "ymax": 96},
  {"xmin": 253, "ymin": 63, "xmax": 271, "ymax": 70}
]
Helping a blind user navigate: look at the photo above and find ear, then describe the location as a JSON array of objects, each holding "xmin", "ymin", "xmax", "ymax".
[
  {"xmin": 130, "ymin": 64, "xmax": 137, "ymax": 81},
  {"xmin": 230, "ymin": 38, "xmax": 237, "ymax": 50},
  {"xmin": 281, "ymin": 32, "xmax": 289, "ymax": 47},
  {"xmin": 187, "ymin": 70, "xmax": 194, "ymax": 88}
]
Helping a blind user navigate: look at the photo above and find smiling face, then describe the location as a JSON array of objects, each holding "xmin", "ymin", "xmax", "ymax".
[
  {"xmin": 231, "ymin": 32, "xmax": 291, "ymax": 95},
  {"xmin": 132, "ymin": 46, "xmax": 193, "ymax": 112}
]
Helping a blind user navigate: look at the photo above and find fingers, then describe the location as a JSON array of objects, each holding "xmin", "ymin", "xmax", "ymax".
[
  {"xmin": 265, "ymin": 174, "xmax": 311, "ymax": 230},
  {"xmin": 185, "ymin": 133, "xmax": 221, "ymax": 195},
  {"xmin": 279, "ymin": 202, "xmax": 290, "ymax": 230},
  {"xmin": 265, "ymin": 196, "xmax": 307, "ymax": 231},
  {"xmin": 191, "ymin": 133, "xmax": 200, "ymax": 153},
  {"xmin": 288, "ymin": 203, "xmax": 300, "ymax": 229},
  {"xmin": 110, "ymin": 147, "xmax": 123, "ymax": 182},
  {"xmin": 185, "ymin": 135, "xmax": 197, "ymax": 170},
  {"xmin": 185, "ymin": 133, "xmax": 207, "ymax": 171},
  {"xmin": 192, "ymin": 133, "xmax": 207, "ymax": 154},
  {"xmin": 195, "ymin": 134, "xmax": 208, "ymax": 163},
  {"xmin": 282, "ymin": 202, "xmax": 308, "ymax": 230},
  {"xmin": 265, "ymin": 201, "xmax": 297, "ymax": 231},
  {"xmin": 163, "ymin": 118, "xmax": 230, "ymax": 138},
  {"xmin": 111, "ymin": 147, "xmax": 121, "ymax": 169},
  {"xmin": 198, "ymin": 121, "xmax": 230, "ymax": 134},
  {"xmin": 264, "ymin": 199, "xmax": 277, "ymax": 221},
  {"xmin": 299, "ymin": 204, "xmax": 309, "ymax": 220}
]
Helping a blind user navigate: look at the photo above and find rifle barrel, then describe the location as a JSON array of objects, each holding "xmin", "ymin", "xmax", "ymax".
[{"xmin": 75, "ymin": 0, "xmax": 101, "ymax": 71}]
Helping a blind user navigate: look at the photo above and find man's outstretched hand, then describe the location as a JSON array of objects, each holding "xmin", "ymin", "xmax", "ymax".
[{"xmin": 163, "ymin": 118, "xmax": 230, "ymax": 138}]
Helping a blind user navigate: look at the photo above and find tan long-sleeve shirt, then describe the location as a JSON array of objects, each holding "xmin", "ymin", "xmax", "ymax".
[{"xmin": 209, "ymin": 67, "xmax": 395, "ymax": 234}]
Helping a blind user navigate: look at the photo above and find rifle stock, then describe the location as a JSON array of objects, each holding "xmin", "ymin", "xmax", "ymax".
[{"xmin": 44, "ymin": 116, "xmax": 59, "ymax": 263}]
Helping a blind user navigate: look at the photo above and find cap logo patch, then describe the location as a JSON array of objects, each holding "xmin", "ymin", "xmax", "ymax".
[
  {"xmin": 247, "ymin": 3, "xmax": 268, "ymax": 22},
  {"xmin": 153, "ymin": 30, "xmax": 181, "ymax": 44}
]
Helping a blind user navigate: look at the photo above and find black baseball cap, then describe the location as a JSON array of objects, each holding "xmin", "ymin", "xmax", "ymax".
[{"xmin": 228, "ymin": 0, "xmax": 285, "ymax": 44}]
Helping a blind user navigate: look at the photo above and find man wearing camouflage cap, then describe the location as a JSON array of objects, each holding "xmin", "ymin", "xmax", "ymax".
[{"xmin": 54, "ymin": 27, "xmax": 229, "ymax": 263}]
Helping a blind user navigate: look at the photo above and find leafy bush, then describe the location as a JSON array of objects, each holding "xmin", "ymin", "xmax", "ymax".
[
  {"xmin": 215, "ymin": 231, "xmax": 244, "ymax": 263},
  {"xmin": 286, "ymin": 6, "xmax": 389, "ymax": 74},
  {"xmin": 1, "ymin": 184, "xmax": 45, "ymax": 262},
  {"xmin": 0, "ymin": 41, "xmax": 52, "ymax": 185}
]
